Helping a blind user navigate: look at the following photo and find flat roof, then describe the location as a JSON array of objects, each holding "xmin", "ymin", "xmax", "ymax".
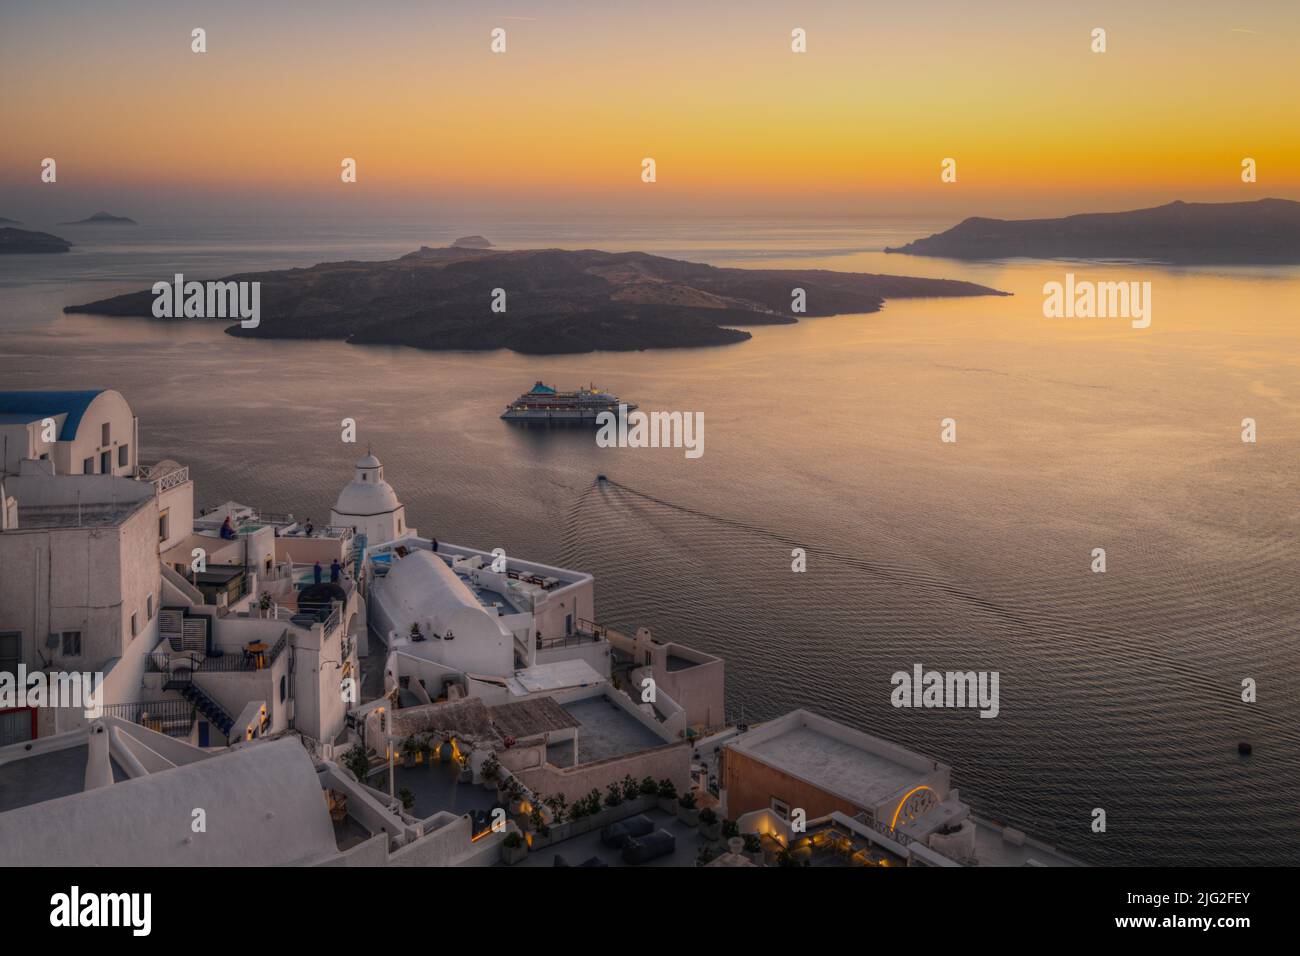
[
  {"xmin": 15, "ymin": 499, "xmax": 148, "ymax": 530},
  {"xmin": 507, "ymin": 659, "xmax": 605, "ymax": 696},
  {"xmin": 738, "ymin": 724, "xmax": 927, "ymax": 810},
  {"xmin": 490, "ymin": 697, "xmax": 580, "ymax": 740},
  {"xmin": 970, "ymin": 817, "xmax": 1083, "ymax": 867},
  {"xmin": 505, "ymin": 807, "xmax": 699, "ymax": 868},
  {"xmin": 562, "ymin": 697, "xmax": 667, "ymax": 763},
  {"xmin": 0, "ymin": 745, "xmax": 129, "ymax": 814}
]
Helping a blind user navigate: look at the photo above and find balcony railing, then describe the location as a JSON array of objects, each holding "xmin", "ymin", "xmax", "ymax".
[
  {"xmin": 147, "ymin": 631, "xmax": 291, "ymax": 675},
  {"xmin": 138, "ymin": 463, "xmax": 190, "ymax": 494},
  {"xmin": 102, "ymin": 700, "xmax": 197, "ymax": 738}
]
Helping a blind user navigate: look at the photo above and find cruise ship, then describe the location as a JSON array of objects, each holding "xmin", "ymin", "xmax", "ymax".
[{"xmin": 500, "ymin": 381, "xmax": 636, "ymax": 423}]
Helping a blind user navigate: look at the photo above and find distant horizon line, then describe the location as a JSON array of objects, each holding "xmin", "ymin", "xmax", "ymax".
[{"xmin": 4, "ymin": 195, "xmax": 1298, "ymax": 229}]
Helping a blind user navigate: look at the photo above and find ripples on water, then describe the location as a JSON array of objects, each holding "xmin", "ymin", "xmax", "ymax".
[{"xmin": 2, "ymin": 217, "xmax": 1298, "ymax": 865}]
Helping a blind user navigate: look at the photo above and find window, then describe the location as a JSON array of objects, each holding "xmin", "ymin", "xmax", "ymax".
[
  {"xmin": 83, "ymin": 457, "xmax": 94, "ymax": 475},
  {"xmin": 101, "ymin": 423, "xmax": 110, "ymax": 446},
  {"xmin": 60, "ymin": 631, "xmax": 82, "ymax": 656},
  {"xmin": 118, "ymin": 444, "xmax": 129, "ymax": 466},
  {"xmin": 158, "ymin": 509, "xmax": 169, "ymax": 543},
  {"xmin": 0, "ymin": 631, "xmax": 21, "ymax": 679},
  {"xmin": 147, "ymin": 595, "xmax": 154, "ymax": 621},
  {"xmin": 130, "ymin": 613, "xmax": 138, "ymax": 638},
  {"xmin": 279, "ymin": 675, "xmax": 287, "ymax": 703},
  {"xmin": 770, "ymin": 798, "xmax": 791, "ymax": 821}
]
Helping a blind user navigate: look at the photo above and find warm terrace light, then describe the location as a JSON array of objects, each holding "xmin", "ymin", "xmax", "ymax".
[{"xmin": 889, "ymin": 785, "xmax": 937, "ymax": 832}]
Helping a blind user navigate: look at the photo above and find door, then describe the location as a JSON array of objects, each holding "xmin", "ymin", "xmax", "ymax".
[
  {"xmin": 0, "ymin": 708, "xmax": 36, "ymax": 746},
  {"xmin": 100, "ymin": 450, "xmax": 111, "ymax": 475},
  {"xmin": 0, "ymin": 631, "xmax": 19, "ymax": 679},
  {"xmin": 565, "ymin": 614, "xmax": 573, "ymax": 636},
  {"xmin": 198, "ymin": 721, "xmax": 210, "ymax": 747}
]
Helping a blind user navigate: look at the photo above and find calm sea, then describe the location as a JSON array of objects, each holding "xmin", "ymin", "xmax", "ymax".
[{"xmin": 2, "ymin": 215, "xmax": 1298, "ymax": 865}]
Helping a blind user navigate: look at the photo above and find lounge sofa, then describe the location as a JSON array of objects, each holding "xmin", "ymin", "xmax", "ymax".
[
  {"xmin": 621, "ymin": 829, "xmax": 676, "ymax": 865},
  {"xmin": 600, "ymin": 814, "xmax": 655, "ymax": 848}
]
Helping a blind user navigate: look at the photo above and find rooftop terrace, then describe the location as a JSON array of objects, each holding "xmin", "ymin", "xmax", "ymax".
[
  {"xmin": 508, "ymin": 807, "xmax": 703, "ymax": 868},
  {"xmin": 14, "ymin": 499, "xmax": 148, "ymax": 530},
  {"xmin": 561, "ymin": 697, "xmax": 668, "ymax": 764},
  {"xmin": 0, "ymin": 745, "xmax": 129, "ymax": 814},
  {"xmin": 735, "ymin": 719, "xmax": 935, "ymax": 810},
  {"xmin": 387, "ymin": 761, "xmax": 498, "ymax": 821}
]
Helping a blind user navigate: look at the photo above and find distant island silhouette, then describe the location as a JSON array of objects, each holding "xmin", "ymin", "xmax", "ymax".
[
  {"xmin": 0, "ymin": 227, "xmax": 72, "ymax": 254},
  {"xmin": 0, "ymin": 216, "xmax": 21, "ymax": 225},
  {"xmin": 885, "ymin": 199, "xmax": 1300, "ymax": 264},
  {"xmin": 64, "ymin": 244, "xmax": 1008, "ymax": 354},
  {"xmin": 59, "ymin": 211, "xmax": 138, "ymax": 225}
]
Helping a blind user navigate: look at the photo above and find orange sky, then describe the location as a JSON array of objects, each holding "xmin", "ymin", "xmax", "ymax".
[{"xmin": 2, "ymin": 0, "xmax": 1297, "ymax": 219}]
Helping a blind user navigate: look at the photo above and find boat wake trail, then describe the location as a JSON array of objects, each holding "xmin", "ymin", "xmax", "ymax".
[{"xmin": 564, "ymin": 476, "xmax": 1041, "ymax": 633}]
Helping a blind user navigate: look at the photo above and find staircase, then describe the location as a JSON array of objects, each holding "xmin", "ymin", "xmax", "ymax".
[{"xmin": 179, "ymin": 682, "xmax": 235, "ymax": 737}]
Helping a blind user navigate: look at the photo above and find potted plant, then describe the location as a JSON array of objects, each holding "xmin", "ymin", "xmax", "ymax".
[
  {"xmin": 604, "ymin": 782, "xmax": 622, "ymax": 808},
  {"xmin": 400, "ymin": 735, "xmax": 419, "ymax": 769},
  {"xmin": 496, "ymin": 774, "xmax": 514, "ymax": 806},
  {"xmin": 457, "ymin": 751, "xmax": 473, "ymax": 783},
  {"xmin": 721, "ymin": 819, "xmax": 740, "ymax": 841},
  {"xmin": 620, "ymin": 774, "xmax": 639, "ymax": 802},
  {"xmin": 656, "ymin": 778, "xmax": 677, "ymax": 814},
  {"xmin": 543, "ymin": 793, "xmax": 567, "ymax": 826},
  {"xmin": 507, "ymin": 780, "xmax": 525, "ymax": 816},
  {"xmin": 398, "ymin": 787, "xmax": 415, "ymax": 812},
  {"xmin": 776, "ymin": 847, "xmax": 805, "ymax": 868},
  {"xmin": 639, "ymin": 776, "xmax": 657, "ymax": 798},
  {"xmin": 480, "ymin": 755, "xmax": 501, "ymax": 791},
  {"xmin": 418, "ymin": 734, "xmax": 434, "ymax": 768},
  {"xmin": 258, "ymin": 591, "xmax": 272, "ymax": 618},
  {"xmin": 677, "ymin": 791, "xmax": 700, "ymax": 826},
  {"xmin": 742, "ymin": 833, "xmax": 764, "ymax": 866},
  {"xmin": 529, "ymin": 803, "xmax": 551, "ymax": 839},
  {"xmin": 342, "ymin": 744, "xmax": 371, "ymax": 783},
  {"xmin": 699, "ymin": 806, "xmax": 721, "ymax": 840},
  {"xmin": 409, "ymin": 621, "xmax": 424, "ymax": 642},
  {"xmin": 501, "ymin": 831, "xmax": 527, "ymax": 865},
  {"xmin": 583, "ymin": 789, "xmax": 602, "ymax": 818}
]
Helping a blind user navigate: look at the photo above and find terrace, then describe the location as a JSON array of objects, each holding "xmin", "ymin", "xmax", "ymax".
[
  {"xmin": 193, "ymin": 502, "xmax": 355, "ymax": 544},
  {"xmin": 557, "ymin": 696, "xmax": 669, "ymax": 764},
  {"xmin": 98, "ymin": 699, "xmax": 197, "ymax": 739},
  {"xmin": 509, "ymin": 807, "xmax": 703, "ymax": 868},
  {"xmin": 0, "ymin": 744, "xmax": 131, "ymax": 814},
  {"xmin": 386, "ymin": 760, "xmax": 499, "ymax": 821}
]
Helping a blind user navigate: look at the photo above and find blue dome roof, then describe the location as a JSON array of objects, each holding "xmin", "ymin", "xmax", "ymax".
[{"xmin": 0, "ymin": 390, "xmax": 106, "ymax": 440}]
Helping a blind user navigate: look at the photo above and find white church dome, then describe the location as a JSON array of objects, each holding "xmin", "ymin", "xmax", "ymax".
[
  {"xmin": 334, "ymin": 452, "xmax": 400, "ymax": 517},
  {"xmin": 334, "ymin": 479, "xmax": 400, "ymax": 517}
]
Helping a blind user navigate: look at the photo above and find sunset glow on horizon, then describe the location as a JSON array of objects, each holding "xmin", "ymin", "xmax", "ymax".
[{"xmin": 3, "ymin": 0, "xmax": 1298, "ymax": 220}]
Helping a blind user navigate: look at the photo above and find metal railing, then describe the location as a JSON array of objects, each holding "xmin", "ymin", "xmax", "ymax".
[
  {"xmin": 101, "ymin": 700, "xmax": 197, "ymax": 738},
  {"xmin": 537, "ymin": 631, "xmax": 601, "ymax": 650},
  {"xmin": 146, "ymin": 630, "xmax": 291, "ymax": 676}
]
